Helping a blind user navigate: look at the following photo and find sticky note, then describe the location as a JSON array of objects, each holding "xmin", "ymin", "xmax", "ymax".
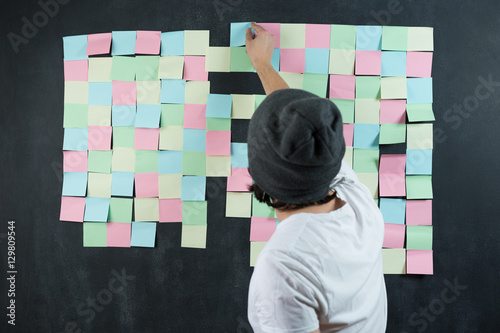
[
  {"xmin": 134, "ymin": 128, "xmax": 159, "ymax": 150},
  {"xmin": 407, "ymin": 124, "xmax": 433, "ymax": 149},
  {"xmin": 407, "ymin": 27, "xmax": 434, "ymax": 51},
  {"xmin": 111, "ymin": 147, "xmax": 135, "ymax": 172},
  {"xmin": 62, "ymin": 172, "xmax": 87, "ymax": 196},
  {"xmin": 182, "ymin": 201, "xmax": 207, "ymax": 225},
  {"xmin": 183, "ymin": 56, "xmax": 208, "ymax": 81},
  {"xmin": 358, "ymin": 173, "xmax": 379, "ymax": 198},
  {"xmin": 231, "ymin": 94, "xmax": 255, "ymax": 119},
  {"xmin": 112, "ymin": 105, "xmax": 136, "ymax": 127},
  {"xmin": 302, "ymin": 73, "xmax": 328, "ymax": 98},
  {"xmin": 185, "ymin": 81, "xmax": 210, "ymax": 104},
  {"xmin": 407, "ymin": 225, "xmax": 433, "ymax": 250},
  {"xmin": 111, "ymin": 171, "xmax": 134, "ymax": 197},
  {"xmin": 136, "ymin": 80, "xmax": 161, "ymax": 104},
  {"xmin": 135, "ymin": 173, "xmax": 159, "ymax": 197},
  {"xmin": 158, "ymin": 174, "xmax": 182, "ymax": 199},
  {"xmin": 355, "ymin": 76, "xmax": 381, "ymax": 99},
  {"xmin": 304, "ymin": 48, "xmax": 329, "ymax": 74},
  {"xmin": 406, "ymin": 104, "xmax": 435, "ymax": 122},
  {"xmin": 406, "ymin": 149, "xmax": 432, "ymax": 175},
  {"xmin": 111, "ymin": 31, "xmax": 136, "ymax": 55},
  {"xmin": 343, "ymin": 146, "xmax": 353, "ymax": 168},
  {"xmin": 64, "ymin": 60, "xmax": 88, "ymax": 81},
  {"xmin": 226, "ymin": 192, "xmax": 252, "ymax": 218},
  {"xmin": 406, "ymin": 249, "xmax": 433, "ymax": 275},
  {"xmin": 230, "ymin": 22, "xmax": 252, "ymax": 46},
  {"xmin": 379, "ymin": 198, "xmax": 406, "ymax": 224},
  {"xmin": 135, "ymin": 56, "xmax": 159, "ymax": 81},
  {"xmin": 280, "ymin": 48, "xmax": 305, "ymax": 73},
  {"xmin": 63, "ymin": 35, "xmax": 88, "ymax": 60},
  {"xmin": 87, "ymin": 150, "xmax": 112, "ymax": 173},
  {"xmin": 383, "ymin": 223, "xmax": 405, "ymax": 248},
  {"xmin": 356, "ymin": 26, "xmax": 382, "ymax": 51},
  {"xmin": 87, "ymin": 33, "xmax": 111, "ymax": 55},
  {"xmin": 130, "ymin": 222, "xmax": 157, "ymax": 247},
  {"xmin": 111, "ymin": 125, "xmax": 134, "ymax": 147},
  {"xmin": 381, "ymin": 51, "xmax": 406, "ymax": 77},
  {"xmin": 83, "ymin": 222, "xmax": 107, "ymax": 247},
  {"xmin": 63, "ymin": 128, "xmax": 89, "ymax": 151},
  {"xmin": 379, "ymin": 100, "xmax": 406, "ymax": 124},
  {"xmin": 87, "ymin": 172, "xmax": 112, "ymax": 198},
  {"xmin": 182, "ymin": 151, "xmax": 206, "ymax": 176},
  {"xmin": 135, "ymin": 104, "xmax": 161, "ymax": 128},
  {"xmin": 206, "ymin": 131, "xmax": 231, "ymax": 156},
  {"xmin": 184, "ymin": 30, "xmax": 209, "ymax": 56},
  {"xmin": 206, "ymin": 156, "xmax": 231, "ymax": 177},
  {"xmin": 160, "ymin": 79, "xmax": 185, "ymax": 104},
  {"xmin": 158, "ymin": 56, "xmax": 184, "ymax": 79},
  {"xmin": 161, "ymin": 31, "xmax": 184, "ymax": 56},
  {"xmin": 381, "ymin": 77, "xmax": 407, "ymax": 99},
  {"xmin": 258, "ymin": 23, "xmax": 281, "ymax": 48},
  {"xmin": 354, "ymin": 99, "xmax": 380, "ymax": 123},
  {"xmin": 406, "ymin": 175, "xmax": 433, "ymax": 199},
  {"xmin": 111, "ymin": 56, "xmax": 136, "ymax": 82},
  {"xmin": 250, "ymin": 242, "xmax": 267, "ymax": 267},
  {"xmin": 329, "ymin": 75, "xmax": 355, "ymax": 100},
  {"xmin": 381, "ymin": 26, "xmax": 408, "ymax": 51},
  {"xmin": 231, "ymin": 143, "xmax": 249, "ymax": 168},
  {"xmin": 181, "ymin": 225, "xmax": 207, "ymax": 248},
  {"xmin": 382, "ymin": 249, "xmax": 406, "ymax": 274},
  {"xmin": 135, "ymin": 30, "xmax": 161, "ymax": 54},
  {"xmin": 330, "ymin": 25, "xmax": 356, "ymax": 49},
  {"xmin": 181, "ymin": 176, "xmax": 206, "ymax": 201},
  {"xmin": 330, "ymin": 99, "xmax": 354, "ymax": 123},
  {"xmin": 355, "ymin": 51, "xmax": 381, "ymax": 75},
  {"xmin": 353, "ymin": 123, "xmax": 379, "ymax": 149},
  {"xmin": 205, "ymin": 47, "xmax": 231, "ymax": 72},
  {"xmin": 88, "ymin": 105, "xmax": 111, "ymax": 126},
  {"xmin": 88, "ymin": 82, "xmax": 112, "ymax": 106},
  {"xmin": 406, "ymin": 52, "xmax": 432, "ymax": 77},
  {"xmin": 63, "ymin": 104, "xmax": 88, "ymax": 128},
  {"xmin": 379, "ymin": 123, "xmax": 406, "ymax": 144},
  {"xmin": 183, "ymin": 104, "xmax": 206, "ymax": 129},
  {"xmin": 305, "ymin": 24, "xmax": 330, "ymax": 48},
  {"xmin": 88, "ymin": 126, "xmax": 112, "ymax": 150},
  {"xmin": 250, "ymin": 217, "xmax": 277, "ymax": 242},
  {"xmin": 270, "ymin": 49, "xmax": 280, "ymax": 72},
  {"xmin": 227, "ymin": 167, "xmax": 252, "ymax": 192},
  {"xmin": 343, "ymin": 124, "xmax": 354, "ymax": 146},
  {"xmin": 158, "ymin": 150, "xmax": 183, "ymax": 174},
  {"xmin": 406, "ymin": 200, "xmax": 432, "ymax": 225},
  {"xmin": 407, "ymin": 78, "xmax": 433, "ymax": 103},
  {"xmin": 134, "ymin": 198, "xmax": 159, "ymax": 221},
  {"xmin": 159, "ymin": 199, "xmax": 183, "ymax": 222},
  {"xmin": 161, "ymin": 104, "xmax": 184, "ymax": 126},
  {"xmin": 252, "ymin": 195, "xmax": 276, "ymax": 218},
  {"xmin": 108, "ymin": 197, "xmax": 133, "ymax": 223},
  {"xmin": 159, "ymin": 126, "xmax": 183, "ymax": 150},
  {"xmin": 64, "ymin": 82, "xmax": 88, "ymax": 104},
  {"xmin": 280, "ymin": 23, "xmax": 305, "ymax": 49},
  {"xmin": 329, "ymin": 49, "xmax": 355, "ymax": 75},
  {"xmin": 353, "ymin": 149, "xmax": 379, "ymax": 173},
  {"xmin": 84, "ymin": 197, "xmax": 110, "ymax": 222},
  {"xmin": 279, "ymin": 72, "xmax": 303, "ymax": 89},
  {"xmin": 63, "ymin": 151, "xmax": 87, "ymax": 173},
  {"xmin": 135, "ymin": 149, "xmax": 158, "ymax": 173},
  {"xmin": 379, "ymin": 154, "xmax": 406, "ymax": 197},
  {"xmin": 230, "ymin": 47, "xmax": 254, "ymax": 72},
  {"xmin": 88, "ymin": 58, "xmax": 112, "ymax": 82},
  {"xmin": 112, "ymin": 81, "xmax": 137, "ymax": 105},
  {"xmin": 183, "ymin": 129, "xmax": 206, "ymax": 152},
  {"xmin": 107, "ymin": 222, "xmax": 131, "ymax": 247},
  {"xmin": 60, "ymin": 196, "xmax": 86, "ymax": 222},
  {"xmin": 206, "ymin": 94, "xmax": 232, "ymax": 119}
]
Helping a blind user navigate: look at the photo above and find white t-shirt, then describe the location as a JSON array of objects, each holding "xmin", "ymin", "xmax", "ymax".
[{"xmin": 248, "ymin": 161, "xmax": 387, "ymax": 333}]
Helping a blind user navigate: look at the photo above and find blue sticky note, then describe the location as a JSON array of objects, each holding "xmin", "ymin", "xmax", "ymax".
[
  {"xmin": 161, "ymin": 79, "xmax": 185, "ymax": 104},
  {"xmin": 84, "ymin": 197, "xmax": 110, "ymax": 222},
  {"xmin": 271, "ymin": 48, "xmax": 280, "ymax": 72},
  {"xmin": 406, "ymin": 149, "xmax": 433, "ymax": 175},
  {"xmin": 63, "ymin": 128, "xmax": 89, "ymax": 151},
  {"xmin": 161, "ymin": 31, "xmax": 184, "ymax": 56},
  {"xmin": 356, "ymin": 26, "xmax": 382, "ymax": 50},
  {"xmin": 353, "ymin": 124, "xmax": 380, "ymax": 149},
  {"xmin": 158, "ymin": 151, "xmax": 183, "ymax": 174},
  {"xmin": 89, "ymin": 82, "xmax": 113, "ymax": 106},
  {"xmin": 63, "ymin": 35, "xmax": 88, "ymax": 60},
  {"xmin": 231, "ymin": 143, "xmax": 248, "ymax": 168},
  {"xmin": 183, "ymin": 129, "xmax": 206, "ymax": 152},
  {"xmin": 112, "ymin": 105, "xmax": 136, "ymax": 127},
  {"xmin": 379, "ymin": 198, "xmax": 406, "ymax": 224},
  {"xmin": 131, "ymin": 222, "xmax": 156, "ymax": 247},
  {"xmin": 135, "ymin": 104, "xmax": 161, "ymax": 128},
  {"xmin": 407, "ymin": 78, "xmax": 433, "ymax": 104},
  {"xmin": 206, "ymin": 94, "xmax": 232, "ymax": 118},
  {"xmin": 305, "ymin": 48, "xmax": 330, "ymax": 74},
  {"xmin": 111, "ymin": 31, "xmax": 137, "ymax": 55},
  {"xmin": 230, "ymin": 22, "xmax": 252, "ymax": 47},
  {"xmin": 181, "ymin": 176, "xmax": 207, "ymax": 201},
  {"xmin": 381, "ymin": 51, "xmax": 406, "ymax": 77},
  {"xmin": 62, "ymin": 172, "xmax": 88, "ymax": 196},
  {"xmin": 111, "ymin": 171, "xmax": 135, "ymax": 196}
]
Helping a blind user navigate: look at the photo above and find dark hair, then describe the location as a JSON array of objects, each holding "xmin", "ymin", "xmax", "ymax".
[{"xmin": 248, "ymin": 183, "xmax": 337, "ymax": 212}]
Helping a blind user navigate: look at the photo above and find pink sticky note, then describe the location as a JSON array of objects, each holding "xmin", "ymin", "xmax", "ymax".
[
  {"xmin": 88, "ymin": 126, "xmax": 112, "ymax": 150},
  {"xmin": 379, "ymin": 154, "xmax": 406, "ymax": 197},
  {"xmin": 60, "ymin": 196, "xmax": 85, "ymax": 222},
  {"xmin": 135, "ymin": 173, "xmax": 159, "ymax": 197},
  {"xmin": 250, "ymin": 217, "xmax": 277, "ymax": 242},
  {"xmin": 113, "ymin": 81, "xmax": 137, "ymax": 105},
  {"xmin": 280, "ymin": 49, "xmax": 305, "ymax": 73},
  {"xmin": 329, "ymin": 75, "xmax": 356, "ymax": 100},
  {"xmin": 258, "ymin": 23, "xmax": 280, "ymax": 48},
  {"xmin": 355, "ymin": 50, "xmax": 382, "ymax": 75},
  {"xmin": 406, "ymin": 250, "xmax": 433, "ymax": 275},
  {"xmin": 135, "ymin": 30, "xmax": 161, "ymax": 54},
  {"xmin": 380, "ymin": 100, "xmax": 406, "ymax": 124},
  {"xmin": 406, "ymin": 200, "xmax": 432, "ymax": 225},
  {"xmin": 227, "ymin": 167, "xmax": 252, "ymax": 191},
  {"xmin": 183, "ymin": 56, "xmax": 208, "ymax": 81},
  {"xmin": 107, "ymin": 222, "xmax": 131, "ymax": 247},
  {"xmin": 63, "ymin": 151, "xmax": 88, "ymax": 172},
  {"xmin": 64, "ymin": 60, "xmax": 88, "ymax": 81},
  {"xmin": 134, "ymin": 128, "xmax": 159, "ymax": 150},
  {"xmin": 206, "ymin": 131, "xmax": 231, "ymax": 156},
  {"xmin": 343, "ymin": 124, "xmax": 354, "ymax": 147},
  {"xmin": 406, "ymin": 52, "xmax": 433, "ymax": 78},
  {"xmin": 305, "ymin": 24, "xmax": 330, "ymax": 49},
  {"xmin": 87, "ymin": 33, "xmax": 112, "ymax": 55},
  {"xmin": 183, "ymin": 104, "xmax": 206, "ymax": 129},
  {"xmin": 383, "ymin": 223, "xmax": 406, "ymax": 248},
  {"xmin": 159, "ymin": 199, "xmax": 183, "ymax": 222}
]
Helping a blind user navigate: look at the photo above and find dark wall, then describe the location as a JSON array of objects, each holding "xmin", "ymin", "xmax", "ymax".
[{"xmin": 1, "ymin": 0, "xmax": 500, "ymax": 332}]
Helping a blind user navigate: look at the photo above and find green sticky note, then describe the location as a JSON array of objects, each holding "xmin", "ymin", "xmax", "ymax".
[
  {"xmin": 182, "ymin": 201, "xmax": 207, "ymax": 225},
  {"xmin": 382, "ymin": 249, "xmax": 406, "ymax": 274},
  {"xmin": 182, "ymin": 151, "xmax": 206, "ymax": 176},
  {"xmin": 354, "ymin": 99, "xmax": 380, "ymax": 124},
  {"xmin": 226, "ymin": 192, "xmax": 252, "ymax": 218},
  {"xmin": 252, "ymin": 195, "xmax": 275, "ymax": 218},
  {"xmin": 255, "ymin": 94, "xmax": 266, "ymax": 110},
  {"xmin": 406, "ymin": 225, "xmax": 433, "ymax": 250},
  {"xmin": 230, "ymin": 47, "xmax": 254, "ymax": 72},
  {"xmin": 379, "ymin": 123, "xmax": 406, "ymax": 144},
  {"xmin": 135, "ymin": 56, "xmax": 159, "ymax": 81},
  {"xmin": 382, "ymin": 26, "xmax": 408, "ymax": 51},
  {"xmin": 353, "ymin": 149, "xmax": 380, "ymax": 173},
  {"xmin": 206, "ymin": 117, "xmax": 231, "ymax": 131},
  {"xmin": 356, "ymin": 76, "xmax": 381, "ymax": 99},
  {"xmin": 83, "ymin": 222, "xmax": 107, "ymax": 247},
  {"xmin": 88, "ymin": 150, "xmax": 112, "ymax": 173},
  {"xmin": 110, "ymin": 56, "xmax": 136, "ymax": 81},
  {"xmin": 108, "ymin": 198, "xmax": 133, "ymax": 223},
  {"xmin": 181, "ymin": 225, "xmax": 207, "ymax": 248},
  {"xmin": 250, "ymin": 241, "xmax": 267, "ymax": 267},
  {"xmin": 64, "ymin": 104, "xmax": 88, "ymax": 128},
  {"xmin": 330, "ymin": 24, "xmax": 356, "ymax": 49},
  {"xmin": 113, "ymin": 127, "xmax": 135, "ymax": 148},
  {"xmin": 135, "ymin": 150, "xmax": 158, "ymax": 173},
  {"xmin": 330, "ymin": 99, "xmax": 354, "ymax": 123},
  {"xmin": 406, "ymin": 175, "xmax": 433, "ymax": 199},
  {"xmin": 302, "ymin": 73, "xmax": 328, "ymax": 98},
  {"xmin": 406, "ymin": 104, "xmax": 435, "ymax": 122},
  {"xmin": 161, "ymin": 104, "xmax": 184, "ymax": 126}
]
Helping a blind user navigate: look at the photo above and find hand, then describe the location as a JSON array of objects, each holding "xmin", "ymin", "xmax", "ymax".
[{"xmin": 245, "ymin": 22, "xmax": 275, "ymax": 72}]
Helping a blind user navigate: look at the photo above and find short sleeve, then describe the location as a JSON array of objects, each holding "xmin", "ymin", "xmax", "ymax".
[{"xmin": 248, "ymin": 250, "xmax": 321, "ymax": 333}]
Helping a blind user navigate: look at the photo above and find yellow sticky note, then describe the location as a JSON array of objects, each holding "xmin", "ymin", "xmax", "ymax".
[
  {"xmin": 407, "ymin": 27, "xmax": 434, "ymax": 51},
  {"xmin": 407, "ymin": 124, "xmax": 433, "ymax": 149},
  {"xmin": 381, "ymin": 77, "xmax": 407, "ymax": 99},
  {"xmin": 159, "ymin": 126, "xmax": 183, "ymax": 150},
  {"xmin": 250, "ymin": 242, "xmax": 267, "ymax": 267},
  {"xmin": 64, "ymin": 82, "xmax": 88, "ymax": 104},
  {"xmin": 158, "ymin": 56, "xmax": 184, "ymax": 79},
  {"xmin": 205, "ymin": 47, "xmax": 230, "ymax": 72},
  {"xmin": 356, "ymin": 173, "xmax": 379, "ymax": 198},
  {"xmin": 184, "ymin": 30, "xmax": 210, "ymax": 56},
  {"xmin": 181, "ymin": 225, "xmax": 207, "ymax": 248},
  {"xmin": 88, "ymin": 105, "xmax": 111, "ymax": 126},
  {"xmin": 280, "ymin": 23, "xmax": 306, "ymax": 49},
  {"xmin": 279, "ymin": 72, "xmax": 304, "ymax": 89},
  {"xmin": 111, "ymin": 147, "xmax": 135, "ymax": 172},
  {"xmin": 343, "ymin": 146, "xmax": 353, "ymax": 168},
  {"xmin": 88, "ymin": 57, "xmax": 112, "ymax": 82},
  {"xmin": 206, "ymin": 156, "xmax": 231, "ymax": 177},
  {"xmin": 134, "ymin": 198, "xmax": 159, "ymax": 221},
  {"xmin": 231, "ymin": 94, "xmax": 256, "ymax": 119},
  {"xmin": 329, "ymin": 49, "xmax": 355, "ymax": 75},
  {"xmin": 226, "ymin": 192, "xmax": 252, "ymax": 218},
  {"xmin": 158, "ymin": 174, "xmax": 182, "ymax": 199},
  {"xmin": 185, "ymin": 81, "xmax": 210, "ymax": 104},
  {"xmin": 87, "ymin": 172, "xmax": 112, "ymax": 198},
  {"xmin": 136, "ymin": 80, "xmax": 161, "ymax": 104},
  {"xmin": 354, "ymin": 99, "xmax": 380, "ymax": 124},
  {"xmin": 382, "ymin": 249, "xmax": 406, "ymax": 274}
]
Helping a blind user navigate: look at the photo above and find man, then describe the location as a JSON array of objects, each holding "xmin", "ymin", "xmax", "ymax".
[{"xmin": 245, "ymin": 22, "xmax": 387, "ymax": 332}]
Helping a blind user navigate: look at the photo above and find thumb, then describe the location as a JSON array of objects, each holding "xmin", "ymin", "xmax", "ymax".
[{"xmin": 245, "ymin": 27, "xmax": 254, "ymax": 45}]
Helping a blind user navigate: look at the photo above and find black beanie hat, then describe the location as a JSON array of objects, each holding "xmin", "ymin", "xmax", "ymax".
[{"xmin": 247, "ymin": 89, "xmax": 345, "ymax": 204}]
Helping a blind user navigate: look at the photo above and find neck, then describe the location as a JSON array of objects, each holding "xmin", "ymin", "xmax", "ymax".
[{"xmin": 275, "ymin": 194, "xmax": 345, "ymax": 223}]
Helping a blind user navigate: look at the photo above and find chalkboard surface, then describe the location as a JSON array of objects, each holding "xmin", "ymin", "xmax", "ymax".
[{"xmin": 2, "ymin": 0, "xmax": 500, "ymax": 332}]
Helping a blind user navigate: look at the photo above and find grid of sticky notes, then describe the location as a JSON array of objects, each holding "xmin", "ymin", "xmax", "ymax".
[{"xmin": 221, "ymin": 23, "xmax": 434, "ymax": 274}]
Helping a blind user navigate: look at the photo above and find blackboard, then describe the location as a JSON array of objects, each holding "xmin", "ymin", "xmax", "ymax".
[{"xmin": 1, "ymin": 0, "xmax": 500, "ymax": 332}]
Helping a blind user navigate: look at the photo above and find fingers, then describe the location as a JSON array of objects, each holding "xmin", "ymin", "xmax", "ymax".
[
  {"xmin": 251, "ymin": 21, "xmax": 266, "ymax": 33},
  {"xmin": 245, "ymin": 27, "xmax": 254, "ymax": 43}
]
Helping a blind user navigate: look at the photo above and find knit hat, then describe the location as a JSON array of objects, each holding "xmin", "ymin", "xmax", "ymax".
[{"xmin": 247, "ymin": 89, "xmax": 345, "ymax": 204}]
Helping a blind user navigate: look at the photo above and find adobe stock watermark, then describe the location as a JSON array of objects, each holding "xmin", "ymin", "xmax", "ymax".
[{"xmin": 7, "ymin": 0, "xmax": 71, "ymax": 54}]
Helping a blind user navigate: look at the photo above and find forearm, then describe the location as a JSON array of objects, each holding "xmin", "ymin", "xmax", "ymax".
[{"xmin": 255, "ymin": 64, "xmax": 290, "ymax": 95}]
